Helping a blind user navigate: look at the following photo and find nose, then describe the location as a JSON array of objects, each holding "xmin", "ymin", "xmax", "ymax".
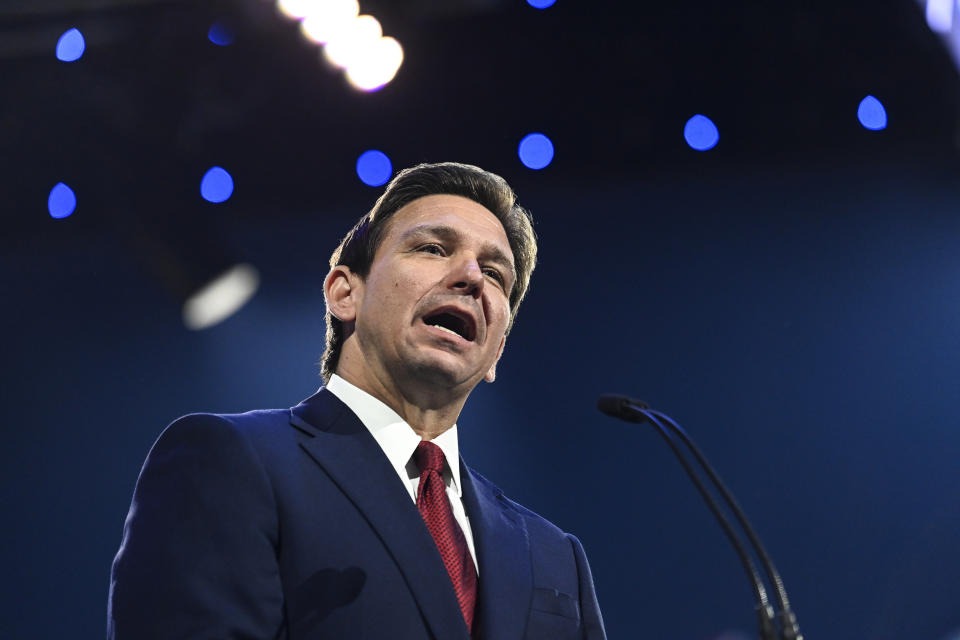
[{"xmin": 448, "ymin": 255, "xmax": 484, "ymax": 298}]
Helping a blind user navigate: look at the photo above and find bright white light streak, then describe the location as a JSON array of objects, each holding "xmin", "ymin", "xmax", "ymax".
[
  {"xmin": 300, "ymin": 0, "xmax": 360, "ymax": 44},
  {"xmin": 277, "ymin": 0, "xmax": 318, "ymax": 20},
  {"xmin": 323, "ymin": 14, "xmax": 382, "ymax": 69},
  {"xmin": 926, "ymin": 0, "xmax": 954, "ymax": 34},
  {"xmin": 345, "ymin": 36, "xmax": 404, "ymax": 91},
  {"xmin": 182, "ymin": 264, "xmax": 260, "ymax": 330}
]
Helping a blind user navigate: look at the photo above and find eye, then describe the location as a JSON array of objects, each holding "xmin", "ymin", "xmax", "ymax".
[
  {"xmin": 482, "ymin": 267, "xmax": 505, "ymax": 286},
  {"xmin": 416, "ymin": 243, "xmax": 445, "ymax": 256}
]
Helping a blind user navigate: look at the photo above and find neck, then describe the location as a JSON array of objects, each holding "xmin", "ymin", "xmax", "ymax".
[{"xmin": 333, "ymin": 365, "xmax": 468, "ymax": 441}]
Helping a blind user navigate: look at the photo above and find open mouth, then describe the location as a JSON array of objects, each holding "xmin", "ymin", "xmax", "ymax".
[{"xmin": 423, "ymin": 310, "xmax": 476, "ymax": 342}]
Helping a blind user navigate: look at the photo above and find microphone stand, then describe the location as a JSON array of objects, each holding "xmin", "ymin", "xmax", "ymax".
[
  {"xmin": 647, "ymin": 409, "xmax": 802, "ymax": 640},
  {"xmin": 597, "ymin": 396, "xmax": 802, "ymax": 640}
]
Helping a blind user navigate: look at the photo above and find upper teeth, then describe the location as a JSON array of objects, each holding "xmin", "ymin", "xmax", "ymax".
[{"xmin": 432, "ymin": 324, "xmax": 461, "ymax": 338}]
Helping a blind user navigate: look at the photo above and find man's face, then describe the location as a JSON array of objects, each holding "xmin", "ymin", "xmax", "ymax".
[{"xmin": 345, "ymin": 194, "xmax": 516, "ymax": 395}]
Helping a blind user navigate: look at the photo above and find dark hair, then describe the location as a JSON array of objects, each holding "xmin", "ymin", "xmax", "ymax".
[{"xmin": 320, "ymin": 162, "xmax": 537, "ymax": 382}]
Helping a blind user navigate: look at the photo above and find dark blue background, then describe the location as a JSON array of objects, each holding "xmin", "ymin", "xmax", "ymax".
[{"xmin": 4, "ymin": 161, "xmax": 959, "ymax": 639}]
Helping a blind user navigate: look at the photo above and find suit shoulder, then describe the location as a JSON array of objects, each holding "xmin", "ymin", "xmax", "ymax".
[
  {"xmin": 170, "ymin": 407, "xmax": 290, "ymax": 427},
  {"xmin": 148, "ymin": 408, "xmax": 294, "ymax": 470},
  {"xmin": 504, "ymin": 495, "xmax": 571, "ymax": 538},
  {"xmin": 469, "ymin": 468, "xmax": 571, "ymax": 539},
  {"xmin": 163, "ymin": 407, "xmax": 290, "ymax": 440}
]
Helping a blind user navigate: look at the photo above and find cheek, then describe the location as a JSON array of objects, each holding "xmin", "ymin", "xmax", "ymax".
[
  {"xmin": 488, "ymin": 299, "xmax": 511, "ymax": 329},
  {"xmin": 376, "ymin": 276, "xmax": 420, "ymax": 318}
]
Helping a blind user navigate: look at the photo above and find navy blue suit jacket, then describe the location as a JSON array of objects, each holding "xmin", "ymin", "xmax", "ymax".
[{"xmin": 108, "ymin": 389, "xmax": 606, "ymax": 639}]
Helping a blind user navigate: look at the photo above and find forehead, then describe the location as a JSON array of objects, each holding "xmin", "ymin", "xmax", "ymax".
[{"xmin": 383, "ymin": 194, "xmax": 512, "ymax": 252}]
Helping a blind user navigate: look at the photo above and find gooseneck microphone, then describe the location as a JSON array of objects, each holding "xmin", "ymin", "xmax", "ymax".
[{"xmin": 597, "ymin": 394, "xmax": 802, "ymax": 640}]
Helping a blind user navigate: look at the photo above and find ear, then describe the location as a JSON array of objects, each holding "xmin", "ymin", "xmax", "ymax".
[
  {"xmin": 484, "ymin": 335, "xmax": 507, "ymax": 383},
  {"xmin": 324, "ymin": 265, "xmax": 361, "ymax": 323}
]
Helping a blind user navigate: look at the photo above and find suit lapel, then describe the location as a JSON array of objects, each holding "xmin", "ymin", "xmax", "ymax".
[
  {"xmin": 289, "ymin": 389, "xmax": 470, "ymax": 640},
  {"xmin": 460, "ymin": 463, "xmax": 533, "ymax": 640}
]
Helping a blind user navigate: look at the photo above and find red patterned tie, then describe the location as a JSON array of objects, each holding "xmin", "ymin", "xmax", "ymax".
[{"xmin": 414, "ymin": 441, "xmax": 478, "ymax": 632}]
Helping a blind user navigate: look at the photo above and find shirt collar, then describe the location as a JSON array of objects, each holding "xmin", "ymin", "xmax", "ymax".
[{"xmin": 325, "ymin": 374, "xmax": 463, "ymax": 497}]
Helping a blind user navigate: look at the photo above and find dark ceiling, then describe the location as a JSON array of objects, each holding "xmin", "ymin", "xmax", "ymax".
[{"xmin": 3, "ymin": 0, "xmax": 958, "ymax": 245}]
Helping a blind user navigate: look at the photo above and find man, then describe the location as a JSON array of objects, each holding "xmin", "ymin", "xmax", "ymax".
[{"xmin": 108, "ymin": 162, "xmax": 606, "ymax": 639}]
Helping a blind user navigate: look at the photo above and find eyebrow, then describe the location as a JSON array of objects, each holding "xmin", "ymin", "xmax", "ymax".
[{"xmin": 400, "ymin": 223, "xmax": 516, "ymax": 278}]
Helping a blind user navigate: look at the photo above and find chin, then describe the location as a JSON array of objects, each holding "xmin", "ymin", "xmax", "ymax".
[{"xmin": 404, "ymin": 357, "xmax": 480, "ymax": 392}]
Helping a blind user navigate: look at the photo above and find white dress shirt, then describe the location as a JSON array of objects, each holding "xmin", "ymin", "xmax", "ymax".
[{"xmin": 325, "ymin": 374, "xmax": 479, "ymax": 573}]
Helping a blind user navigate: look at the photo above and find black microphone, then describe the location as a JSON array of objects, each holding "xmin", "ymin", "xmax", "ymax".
[
  {"xmin": 597, "ymin": 394, "xmax": 802, "ymax": 640},
  {"xmin": 596, "ymin": 395, "xmax": 649, "ymax": 421}
]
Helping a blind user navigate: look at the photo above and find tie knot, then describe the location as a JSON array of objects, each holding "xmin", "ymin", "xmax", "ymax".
[{"xmin": 414, "ymin": 440, "xmax": 445, "ymax": 475}]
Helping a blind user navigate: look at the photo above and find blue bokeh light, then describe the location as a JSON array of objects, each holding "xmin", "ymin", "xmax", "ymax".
[
  {"xmin": 356, "ymin": 150, "xmax": 393, "ymax": 187},
  {"xmin": 518, "ymin": 133, "xmax": 555, "ymax": 170},
  {"xmin": 527, "ymin": 0, "xmax": 558, "ymax": 8},
  {"xmin": 200, "ymin": 167, "xmax": 234, "ymax": 203},
  {"xmin": 56, "ymin": 28, "xmax": 85, "ymax": 62},
  {"xmin": 208, "ymin": 22, "xmax": 235, "ymax": 46},
  {"xmin": 683, "ymin": 114, "xmax": 719, "ymax": 151},
  {"xmin": 857, "ymin": 95, "xmax": 887, "ymax": 131},
  {"xmin": 48, "ymin": 183, "xmax": 77, "ymax": 219}
]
